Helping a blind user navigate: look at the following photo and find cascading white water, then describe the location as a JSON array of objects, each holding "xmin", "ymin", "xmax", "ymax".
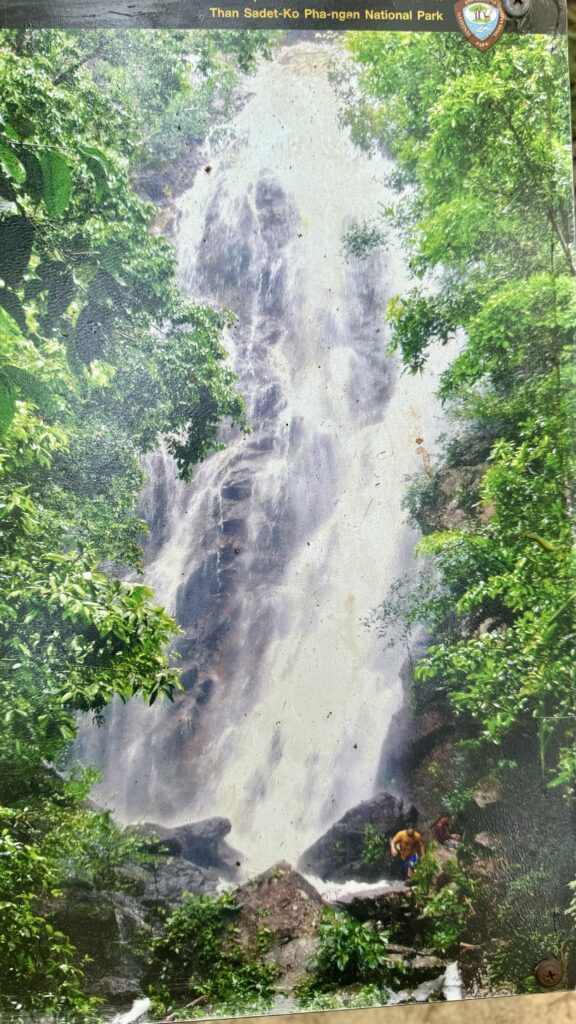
[
  {"xmin": 110, "ymin": 998, "xmax": 151, "ymax": 1024},
  {"xmin": 83, "ymin": 38, "xmax": 452, "ymax": 873}
]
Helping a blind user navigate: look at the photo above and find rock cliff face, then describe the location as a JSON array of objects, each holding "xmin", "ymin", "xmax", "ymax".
[
  {"xmin": 46, "ymin": 820, "xmax": 229, "ymax": 1007},
  {"xmin": 298, "ymin": 792, "xmax": 419, "ymax": 882},
  {"xmin": 51, "ymin": 861, "xmax": 327, "ymax": 1006},
  {"xmin": 48, "ymin": 884, "xmax": 150, "ymax": 1006},
  {"xmin": 378, "ymin": 648, "xmax": 459, "ymax": 830}
]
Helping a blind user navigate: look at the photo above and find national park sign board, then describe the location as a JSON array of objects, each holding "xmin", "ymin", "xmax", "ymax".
[{"xmin": 0, "ymin": 2, "xmax": 574, "ymax": 1023}]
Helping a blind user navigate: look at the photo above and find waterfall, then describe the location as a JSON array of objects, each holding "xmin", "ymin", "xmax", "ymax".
[
  {"xmin": 82, "ymin": 39, "xmax": 452, "ymax": 874},
  {"xmin": 110, "ymin": 998, "xmax": 151, "ymax": 1024},
  {"xmin": 442, "ymin": 962, "xmax": 464, "ymax": 1001}
]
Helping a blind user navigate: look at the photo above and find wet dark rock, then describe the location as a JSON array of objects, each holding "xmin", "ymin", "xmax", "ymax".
[
  {"xmin": 47, "ymin": 887, "xmax": 148, "ymax": 995},
  {"xmin": 218, "ymin": 544, "xmax": 239, "ymax": 567},
  {"xmin": 245, "ymin": 434, "xmax": 275, "ymax": 454},
  {"xmin": 48, "ymin": 855, "xmax": 222, "ymax": 1002},
  {"xmin": 254, "ymin": 382, "xmax": 284, "ymax": 419},
  {"xmin": 116, "ymin": 864, "xmax": 148, "ymax": 898},
  {"xmin": 221, "ymin": 478, "xmax": 252, "ymax": 501},
  {"xmin": 410, "ymin": 954, "xmax": 447, "ymax": 976},
  {"xmin": 298, "ymin": 792, "xmax": 419, "ymax": 881},
  {"xmin": 134, "ymin": 140, "xmax": 206, "ymax": 208},
  {"xmin": 222, "ymin": 517, "xmax": 246, "ymax": 537},
  {"xmin": 377, "ymin": 636, "xmax": 458, "ymax": 828},
  {"xmin": 94, "ymin": 976, "xmax": 142, "ymax": 1005},
  {"xmin": 336, "ymin": 884, "xmax": 410, "ymax": 922},
  {"xmin": 272, "ymin": 936, "xmax": 320, "ymax": 990},
  {"xmin": 141, "ymin": 856, "xmax": 219, "ymax": 907},
  {"xmin": 387, "ymin": 943, "xmax": 417, "ymax": 956},
  {"xmin": 136, "ymin": 817, "xmax": 233, "ymax": 868},
  {"xmin": 196, "ymin": 678, "xmax": 214, "ymax": 706},
  {"xmin": 335, "ymin": 884, "xmax": 418, "ymax": 946},
  {"xmin": 254, "ymin": 175, "xmax": 296, "ymax": 251}
]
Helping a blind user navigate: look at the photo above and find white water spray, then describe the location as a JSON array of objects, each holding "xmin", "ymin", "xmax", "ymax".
[{"xmin": 110, "ymin": 998, "xmax": 151, "ymax": 1024}]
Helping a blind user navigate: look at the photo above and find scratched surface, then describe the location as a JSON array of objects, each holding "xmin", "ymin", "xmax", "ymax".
[
  {"xmin": 0, "ymin": 0, "xmax": 194, "ymax": 26},
  {"xmin": 0, "ymin": 0, "xmax": 565, "ymax": 29}
]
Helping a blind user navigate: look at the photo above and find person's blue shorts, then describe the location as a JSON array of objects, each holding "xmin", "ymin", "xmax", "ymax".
[{"xmin": 400, "ymin": 854, "xmax": 418, "ymax": 876}]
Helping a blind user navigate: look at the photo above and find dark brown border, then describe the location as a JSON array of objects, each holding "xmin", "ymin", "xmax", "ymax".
[{"xmin": 0, "ymin": 0, "xmax": 566, "ymax": 31}]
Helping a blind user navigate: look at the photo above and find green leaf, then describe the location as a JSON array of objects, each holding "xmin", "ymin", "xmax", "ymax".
[
  {"xmin": 79, "ymin": 145, "xmax": 112, "ymax": 201},
  {"xmin": 1, "ymin": 365, "xmax": 54, "ymax": 413},
  {"xmin": 39, "ymin": 152, "xmax": 72, "ymax": 218},
  {"xmin": 0, "ymin": 145, "xmax": 26, "ymax": 186},
  {"xmin": 0, "ymin": 381, "xmax": 16, "ymax": 437}
]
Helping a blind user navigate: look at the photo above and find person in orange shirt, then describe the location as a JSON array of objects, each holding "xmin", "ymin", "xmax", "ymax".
[{"xmin": 390, "ymin": 826, "xmax": 425, "ymax": 882}]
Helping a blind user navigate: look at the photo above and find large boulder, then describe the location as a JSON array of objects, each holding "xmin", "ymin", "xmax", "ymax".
[
  {"xmin": 93, "ymin": 976, "xmax": 142, "ymax": 1005},
  {"xmin": 272, "ymin": 936, "xmax": 321, "ymax": 990},
  {"xmin": 135, "ymin": 817, "xmax": 240, "ymax": 875},
  {"xmin": 233, "ymin": 862, "xmax": 327, "ymax": 988},
  {"xmin": 139, "ymin": 856, "xmax": 220, "ymax": 908},
  {"xmin": 298, "ymin": 792, "xmax": 419, "ymax": 882},
  {"xmin": 336, "ymin": 884, "xmax": 413, "ymax": 928},
  {"xmin": 47, "ymin": 854, "xmax": 220, "ymax": 1004},
  {"xmin": 334, "ymin": 884, "xmax": 423, "ymax": 947},
  {"xmin": 235, "ymin": 861, "xmax": 325, "ymax": 944}
]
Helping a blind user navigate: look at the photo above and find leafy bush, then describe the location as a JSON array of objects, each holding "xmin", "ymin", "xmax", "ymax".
[
  {"xmin": 411, "ymin": 848, "xmax": 475, "ymax": 954},
  {"xmin": 297, "ymin": 984, "xmax": 386, "ymax": 1010},
  {"xmin": 0, "ymin": 26, "xmax": 270, "ymax": 1013},
  {"xmin": 361, "ymin": 823, "xmax": 386, "ymax": 868},
  {"xmin": 145, "ymin": 891, "xmax": 277, "ymax": 1017},
  {"xmin": 0, "ymin": 825, "xmax": 98, "ymax": 1017},
  {"xmin": 343, "ymin": 220, "xmax": 386, "ymax": 259},
  {"xmin": 0, "ymin": 770, "xmax": 158, "ymax": 1016},
  {"xmin": 402, "ymin": 471, "xmax": 444, "ymax": 534},
  {"xmin": 297, "ymin": 909, "xmax": 404, "ymax": 997},
  {"xmin": 348, "ymin": 26, "xmax": 576, "ymax": 998},
  {"xmin": 488, "ymin": 932, "xmax": 559, "ymax": 994}
]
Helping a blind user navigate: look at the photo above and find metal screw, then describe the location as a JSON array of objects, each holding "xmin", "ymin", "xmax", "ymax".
[
  {"xmin": 502, "ymin": 0, "xmax": 532, "ymax": 17},
  {"xmin": 534, "ymin": 959, "xmax": 563, "ymax": 989}
]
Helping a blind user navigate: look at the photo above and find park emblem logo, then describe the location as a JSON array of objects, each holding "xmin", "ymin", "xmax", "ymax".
[{"xmin": 454, "ymin": 0, "xmax": 507, "ymax": 49}]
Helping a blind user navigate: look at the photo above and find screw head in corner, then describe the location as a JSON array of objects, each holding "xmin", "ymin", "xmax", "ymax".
[
  {"xmin": 534, "ymin": 959, "xmax": 563, "ymax": 989},
  {"xmin": 502, "ymin": 0, "xmax": 532, "ymax": 16}
]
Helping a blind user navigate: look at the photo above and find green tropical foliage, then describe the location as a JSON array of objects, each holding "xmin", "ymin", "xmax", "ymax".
[
  {"xmin": 0, "ymin": 18, "xmax": 574, "ymax": 1011},
  {"xmin": 361, "ymin": 822, "xmax": 387, "ymax": 867},
  {"xmin": 347, "ymin": 30, "xmax": 575, "ymax": 986},
  {"xmin": 350, "ymin": 30, "xmax": 575, "ymax": 793},
  {"xmin": 0, "ymin": 28, "xmax": 271, "ymax": 1014},
  {"xmin": 296, "ymin": 908, "xmax": 403, "ymax": 997},
  {"xmin": 145, "ymin": 891, "xmax": 278, "ymax": 1017},
  {"xmin": 0, "ymin": 821, "xmax": 98, "ymax": 1018},
  {"xmin": 411, "ymin": 848, "xmax": 475, "ymax": 955}
]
